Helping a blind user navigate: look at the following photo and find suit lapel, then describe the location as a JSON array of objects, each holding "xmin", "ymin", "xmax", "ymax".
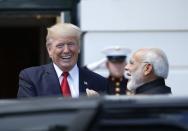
[
  {"xmin": 79, "ymin": 67, "xmax": 88, "ymax": 95},
  {"xmin": 44, "ymin": 63, "xmax": 61, "ymax": 95},
  {"xmin": 43, "ymin": 65, "xmax": 89, "ymax": 96}
]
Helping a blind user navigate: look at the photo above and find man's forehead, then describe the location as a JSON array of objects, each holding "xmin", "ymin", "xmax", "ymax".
[
  {"xmin": 53, "ymin": 36, "xmax": 78, "ymax": 42},
  {"xmin": 133, "ymin": 49, "xmax": 149, "ymax": 61},
  {"xmin": 131, "ymin": 52, "xmax": 141, "ymax": 63},
  {"xmin": 53, "ymin": 35, "xmax": 78, "ymax": 40}
]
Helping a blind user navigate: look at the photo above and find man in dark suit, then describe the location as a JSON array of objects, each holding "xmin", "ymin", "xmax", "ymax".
[
  {"xmin": 125, "ymin": 48, "xmax": 171, "ymax": 95},
  {"xmin": 17, "ymin": 23, "xmax": 108, "ymax": 98}
]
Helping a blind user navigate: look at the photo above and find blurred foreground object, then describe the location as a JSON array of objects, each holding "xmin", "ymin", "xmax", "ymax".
[{"xmin": 0, "ymin": 95, "xmax": 188, "ymax": 131}]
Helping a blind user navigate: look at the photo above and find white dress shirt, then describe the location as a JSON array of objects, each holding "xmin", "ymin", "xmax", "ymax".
[{"xmin": 53, "ymin": 63, "xmax": 79, "ymax": 98}]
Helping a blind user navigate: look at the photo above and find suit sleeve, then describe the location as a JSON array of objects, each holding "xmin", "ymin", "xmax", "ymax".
[
  {"xmin": 100, "ymin": 78, "xmax": 108, "ymax": 94},
  {"xmin": 17, "ymin": 70, "xmax": 37, "ymax": 98}
]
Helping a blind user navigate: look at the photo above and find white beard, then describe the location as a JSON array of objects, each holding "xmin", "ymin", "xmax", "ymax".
[
  {"xmin": 126, "ymin": 67, "xmax": 144, "ymax": 91},
  {"xmin": 127, "ymin": 78, "xmax": 143, "ymax": 91}
]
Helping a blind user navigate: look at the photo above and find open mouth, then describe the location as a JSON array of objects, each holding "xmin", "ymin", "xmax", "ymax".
[
  {"xmin": 61, "ymin": 55, "xmax": 72, "ymax": 61},
  {"xmin": 125, "ymin": 71, "xmax": 131, "ymax": 79},
  {"xmin": 126, "ymin": 72, "xmax": 131, "ymax": 77}
]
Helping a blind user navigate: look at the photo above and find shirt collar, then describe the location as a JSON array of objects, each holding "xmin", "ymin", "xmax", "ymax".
[
  {"xmin": 68, "ymin": 64, "xmax": 79, "ymax": 80},
  {"xmin": 53, "ymin": 63, "xmax": 79, "ymax": 78}
]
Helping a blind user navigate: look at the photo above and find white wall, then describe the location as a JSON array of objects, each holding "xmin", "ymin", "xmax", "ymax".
[
  {"xmin": 80, "ymin": 0, "xmax": 188, "ymax": 31},
  {"xmin": 79, "ymin": 0, "xmax": 188, "ymax": 95}
]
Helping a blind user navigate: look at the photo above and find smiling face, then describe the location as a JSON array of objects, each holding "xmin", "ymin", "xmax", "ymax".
[{"xmin": 47, "ymin": 36, "xmax": 80, "ymax": 72}]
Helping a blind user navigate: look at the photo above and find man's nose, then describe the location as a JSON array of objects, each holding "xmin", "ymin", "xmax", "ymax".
[
  {"xmin": 124, "ymin": 64, "xmax": 129, "ymax": 71},
  {"xmin": 63, "ymin": 44, "xmax": 69, "ymax": 53}
]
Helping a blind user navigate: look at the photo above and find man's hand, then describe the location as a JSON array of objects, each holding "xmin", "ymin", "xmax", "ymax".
[{"xmin": 86, "ymin": 88, "xmax": 99, "ymax": 96}]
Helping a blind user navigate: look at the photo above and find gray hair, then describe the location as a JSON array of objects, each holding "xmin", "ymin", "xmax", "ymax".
[
  {"xmin": 141, "ymin": 48, "xmax": 169, "ymax": 79},
  {"xmin": 46, "ymin": 23, "xmax": 81, "ymax": 46}
]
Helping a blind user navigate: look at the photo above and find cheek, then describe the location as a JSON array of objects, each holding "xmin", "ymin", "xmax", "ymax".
[
  {"xmin": 108, "ymin": 64, "xmax": 115, "ymax": 70},
  {"xmin": 72, "ymin": 48, "xmax": 80, "ymax": 56},
  {"xmin": 130, "ymin": 65, "xmax": 138, "ymax": 73},
  {"xmin": 48, "ymin": 48, "xmax": 60, "ymax": 59},
  {"xmin": 76, "ymin": 46, "xmax": 80, "ymax": 54},
  {"xmin": 135, "ymin": 66, "xmax": 144, "ymax": 76}
]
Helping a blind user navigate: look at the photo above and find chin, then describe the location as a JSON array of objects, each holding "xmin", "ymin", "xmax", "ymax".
[{"xmin": 58, "ymin": 64, "xmax": 70, "ymax": 70}]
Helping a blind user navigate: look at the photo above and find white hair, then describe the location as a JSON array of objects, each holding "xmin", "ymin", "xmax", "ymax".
[
  {"xmin": 46, "ymin": 23, "xmax": 81, "ymax": 46},
  {"xmin": 141, "ymin": 48, "xmax": 169, "ymax": 79}
]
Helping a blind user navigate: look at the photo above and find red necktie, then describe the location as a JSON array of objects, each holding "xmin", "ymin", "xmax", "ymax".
[{"xmin": 61, "ymin": 72, "xmax": 71, "ymax": 96}]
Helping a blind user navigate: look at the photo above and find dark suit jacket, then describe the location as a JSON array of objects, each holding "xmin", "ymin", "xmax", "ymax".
[
  {"xmin": 17, "ymin": 63, "xmax": 108, "ymax": 98},
  {"xmin": 135, "ymin": 78, "xmax": 172, "ymax": 95}
]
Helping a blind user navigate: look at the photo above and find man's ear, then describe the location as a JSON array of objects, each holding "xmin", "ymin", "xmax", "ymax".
[
  {"xmin": 47, "ymin": 46, "xmax": 52, "ymax": 58},
  {"xmin": 144, "ymin": 64, "xmax": 152, "ymax": 76},
  {"xmin": 78, "ymin": 44, "xmax": 81, "ymax": 53}
]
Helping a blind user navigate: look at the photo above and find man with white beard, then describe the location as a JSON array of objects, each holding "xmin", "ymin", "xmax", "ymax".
[{"xmin": 125, "ymin": 48, "xmax": 171, "ymax": 95}]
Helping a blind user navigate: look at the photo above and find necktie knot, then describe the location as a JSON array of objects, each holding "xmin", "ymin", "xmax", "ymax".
[{"xmin": 63, "ymin": 72, "xmax": 69, "ymax": 77}]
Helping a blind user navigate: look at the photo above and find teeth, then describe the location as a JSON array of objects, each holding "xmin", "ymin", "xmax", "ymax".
[{"xmin": 62, "ymin": 55, "xmax": 71, "ymax": 59}]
